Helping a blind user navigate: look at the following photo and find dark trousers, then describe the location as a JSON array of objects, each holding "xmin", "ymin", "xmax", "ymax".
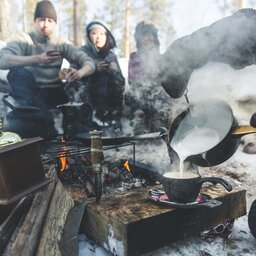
[{"xmin": 7, "ymin": 67, "xmax": 69, "ymax": 125}]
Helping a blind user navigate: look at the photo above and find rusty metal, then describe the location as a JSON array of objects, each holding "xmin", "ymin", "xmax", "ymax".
[
  {"xmin": 44, "ymin": 140, "xmax": 90, "ymax": 160},
  {"xmin": 76, "ymin": 131, "xmax": 163, "ymax": 146}
]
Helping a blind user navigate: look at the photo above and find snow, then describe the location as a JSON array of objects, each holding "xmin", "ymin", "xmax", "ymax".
[{"xmin": 0, "ymin": 41, "xmax": 8, "ymax": 82}]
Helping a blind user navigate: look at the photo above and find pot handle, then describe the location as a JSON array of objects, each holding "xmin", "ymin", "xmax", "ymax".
[
  {"xmin": 200, "ymin": 177, "xmax": 232, "ymax": 192},
  {"xmin": 231, "ymin": 125, "xmax": 256, "ymax": 136}
]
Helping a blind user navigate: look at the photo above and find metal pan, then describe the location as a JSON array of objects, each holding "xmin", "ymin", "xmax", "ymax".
[
  {"xmin": 169, "ymin": 99, "xmax": 256, "ymax": 167},
  {"xmin": 76, "ymin": 131, "xmax": 163, "ymax": 146}
]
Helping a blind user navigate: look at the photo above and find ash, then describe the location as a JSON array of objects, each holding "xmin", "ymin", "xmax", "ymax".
[{"xmin": 51, "ymin": 139, "xmax": 169, "ymax": 202}]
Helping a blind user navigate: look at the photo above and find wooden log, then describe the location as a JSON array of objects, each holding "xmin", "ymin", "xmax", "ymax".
[
  {"xmin": 6, "ymin": 166, "xmax": 57, "ymax": 256},
  {"xmin": 1, "ymin": 164, "xmax": 76, "ymax": 256},
  {"xmin": 36, "ymin": 178, "xmax": 74, "ymax": 256},
  {"xmin": 0, "ymin": 197, "xmax": 32, "ymax": 255},
  {"xmin": 81, "ymin": 184, "xmax": 246, "ymax": 256}
]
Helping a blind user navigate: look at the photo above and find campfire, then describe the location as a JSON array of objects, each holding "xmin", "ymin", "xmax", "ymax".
[{"xmin": 41, "ymin": 130, "xmax": 161, "ymax": 202}]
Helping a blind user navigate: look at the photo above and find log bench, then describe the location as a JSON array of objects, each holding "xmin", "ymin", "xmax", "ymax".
[{"xmin": 81, "ymin": 183, "xmax": 246, "ymax": 256}]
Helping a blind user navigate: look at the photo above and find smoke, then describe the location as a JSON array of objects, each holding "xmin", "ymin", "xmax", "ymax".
[{"xmin": 159, "ymin": 9, "xmax": 256, "ymax": 100}]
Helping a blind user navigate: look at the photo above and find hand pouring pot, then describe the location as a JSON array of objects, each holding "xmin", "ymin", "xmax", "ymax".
[
  {"xmin": 169, "ymin": 99, "xmax": 256, "ymax": 167},
  {"xmin": 161, "ymin": 173, "xmax": 232, "ymax": 203}
]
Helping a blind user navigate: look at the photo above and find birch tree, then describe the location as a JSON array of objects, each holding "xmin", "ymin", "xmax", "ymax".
[
  {"xmin": 133, "ymin": 0, "xmax": 175, "ymax": 52},
  {"xmin": 124, "ymin": 0, "xmax": 131, "ymax": 58},
  {"xmin": 22, "ymin": 0, "xmax": 37, "ymax": 32},
  {"xmin": 0, "ymin": 0, "xmax": 11, "ymax": 40}
]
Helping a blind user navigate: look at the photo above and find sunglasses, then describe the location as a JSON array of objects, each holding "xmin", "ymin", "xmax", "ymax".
[
  {"xmin": 213, "ymin": 219, "xmax": 234, "ymax": 234},
  {"xmin": 200, "ymin": 219, "xmax": 235, "ymax": 242}
]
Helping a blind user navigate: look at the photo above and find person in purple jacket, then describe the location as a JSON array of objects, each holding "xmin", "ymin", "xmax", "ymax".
[
  {"xmin": 126, "ymin": 21, "xmax": 170, "ymax": 135},
  {"xmin": 128, "ymin": 21, "xmax": 161, "ymax": 85}
]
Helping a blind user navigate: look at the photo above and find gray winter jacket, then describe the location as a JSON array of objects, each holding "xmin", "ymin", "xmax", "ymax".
[{"xmin": 0, "ymin": 30, "xmax": 95, "ymax": 88}]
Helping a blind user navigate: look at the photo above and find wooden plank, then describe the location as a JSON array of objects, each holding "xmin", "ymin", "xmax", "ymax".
[
  {"xmin": 0, "ymin": 197, "xmax": 32, "ymax": 255},
  {"xmin": 36, "ymin": 178, "xmax": 74, "ymax": 256},
  {"xmin": 81, "ymin": 184, "xmax": 246, "ymax": 256},
  {"xmin": 59, "ymin": 201, "xmax": 86, "ymax": 256},
  {"xmin": 7, "ymin": 167, "xmax": 57, "ymax": 256}
]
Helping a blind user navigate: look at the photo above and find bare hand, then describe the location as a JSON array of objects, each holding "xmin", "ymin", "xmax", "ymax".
[
  {"xmin": 65, "ymin": 67, "xmax": 82, "ymax": 82},
  {"xmin": 97, "ymin": 60, "xmax": 109, "ymax": 71},
  {"xmin": 40, "ymin": 51, "xmax": 62, "ymax": 63}
]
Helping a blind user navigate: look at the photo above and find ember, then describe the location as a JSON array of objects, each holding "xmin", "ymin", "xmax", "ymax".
[{"xmin": 41, "ymin": 135, "xmax": 161, "ymax": 201}]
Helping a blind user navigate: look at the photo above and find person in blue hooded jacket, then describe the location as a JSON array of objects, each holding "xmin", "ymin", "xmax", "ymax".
[{"xmin": 79, "ymin": 21, "xmax": 125, "ymax": 126}]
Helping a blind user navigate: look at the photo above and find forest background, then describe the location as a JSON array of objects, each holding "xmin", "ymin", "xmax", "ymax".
[{"xmin": 1, "ymin": 0, "xmax": 256, "ymax": 58}]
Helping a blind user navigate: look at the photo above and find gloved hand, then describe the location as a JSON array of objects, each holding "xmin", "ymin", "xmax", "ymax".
[{"xmin": 250, "ymin": 112, "xmax": 256, "ymax": 127}]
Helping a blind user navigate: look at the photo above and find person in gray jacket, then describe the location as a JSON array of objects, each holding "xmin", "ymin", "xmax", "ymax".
[{"xmin": 0, "ymin": 0, "xmax": 95, "ymax": 138}]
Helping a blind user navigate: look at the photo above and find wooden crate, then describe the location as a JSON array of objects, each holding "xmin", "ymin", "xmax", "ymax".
[{"xmin": 81, "ymin": 184, "xmax": 246, "ymax": 256}]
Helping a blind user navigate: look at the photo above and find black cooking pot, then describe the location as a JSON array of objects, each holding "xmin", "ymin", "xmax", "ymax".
[
  {"xmin": 169, "ymin": 99, "xmax": 256, "ymax": 167},
  {"xmin": 57, "ymin": 102, "xmax": 92, "ymax": 123}
]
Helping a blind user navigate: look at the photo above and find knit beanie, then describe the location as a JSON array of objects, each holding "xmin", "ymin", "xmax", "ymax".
[
  {"xmin": 87, "ymin": 23, "xmax": 107, "ymax": 33},
  {"xmin": 34, "ymin": 1, "xmax": 57, "ymax": 22},
  {"xmin": 134, "ymin": 21, "xmax": 160, "ymax": 49}
]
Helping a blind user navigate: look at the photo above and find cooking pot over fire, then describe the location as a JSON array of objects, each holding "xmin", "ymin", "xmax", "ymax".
[
  {"xmin": 169, "ymin": 99, "xmax": 256, "ymax": 167},
  {"xmin": 57, "ymin": 102, "xmax": 92, "ymax": 123}
]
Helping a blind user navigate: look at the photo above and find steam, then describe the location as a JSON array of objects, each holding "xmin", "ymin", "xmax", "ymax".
[
  {"xmin": 125, "ymin": 45, "xmax": 177, "ymax": 136},
  {"xmin": 159, "ymin": 9, "xmax": 256, "ymax": 100},
  {"xmin": 58, "ymin": 9, "xmax": 256, "ymax": 173}
]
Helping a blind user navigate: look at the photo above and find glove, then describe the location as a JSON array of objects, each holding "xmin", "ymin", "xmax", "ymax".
[{"xmin": 250, "ymin": 112, "xmax": 256, "ymax": 127}]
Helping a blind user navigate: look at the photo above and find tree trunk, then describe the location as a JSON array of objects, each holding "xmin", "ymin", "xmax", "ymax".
[
  {"xmin": 0, "ymin": 0, "xmax": 11, "ymax": 40},
  {"xmin": 73, "ymin": 0, "xmax": 82, "ymax": 46},
  {"xmin": 124, "ymin": 0, "xmax": 131, "ymax": 58},
  {"xmin": 58, "ymin": 0, "xmax": 63, "ymax": 37}
]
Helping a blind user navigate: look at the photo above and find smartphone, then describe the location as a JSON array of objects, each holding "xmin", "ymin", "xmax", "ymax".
[{"xmin": 46, "ymin": 50, "xmax": 62, "ymax": 57}]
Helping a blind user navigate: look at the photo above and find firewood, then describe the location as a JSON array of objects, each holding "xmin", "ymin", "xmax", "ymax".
[
  {"xmin": 36, "ymin": 178, "xmax": 74, "ymax": 256},
  {"xmin": 7, "ymin": 167, "xmax": 57, "ymax": 256},
  {"xmin": 0, "ymin": 196, "xmax": 32, "ymax": 255}
]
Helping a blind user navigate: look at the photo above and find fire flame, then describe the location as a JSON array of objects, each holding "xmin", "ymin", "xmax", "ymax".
[
  {"xmin": 123, "ymin": 160, "xmax": 131, "ymax": 172},
  {"xmin": 60, "ymin": 137, "xmax": 67, "ymax": 172}
]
